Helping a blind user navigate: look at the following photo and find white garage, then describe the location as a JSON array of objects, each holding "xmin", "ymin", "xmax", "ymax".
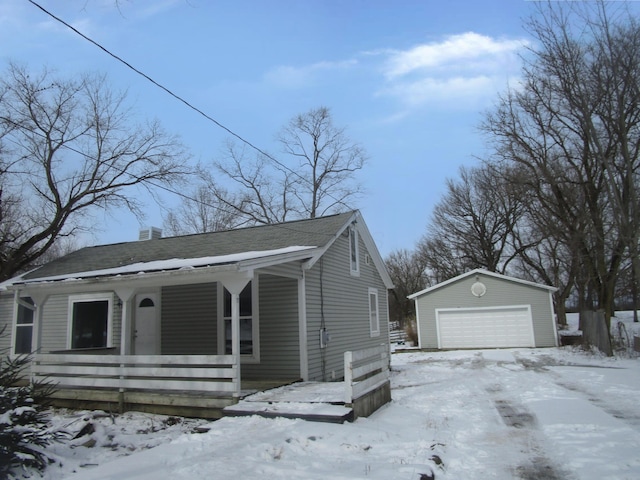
[{"xmin": 409, "ymin": 269, "xmax": 558, "ymax": 350}]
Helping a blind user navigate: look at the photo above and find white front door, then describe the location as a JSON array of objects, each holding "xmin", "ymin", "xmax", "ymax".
[{"xmin": 134, "ymin": 294, "xmax": 159, "ymax": 354}]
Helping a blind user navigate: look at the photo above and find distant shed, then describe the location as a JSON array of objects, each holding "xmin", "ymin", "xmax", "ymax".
[{"xmin": 408, "ymin": 269, "xmax": 558, "ymax": 350}]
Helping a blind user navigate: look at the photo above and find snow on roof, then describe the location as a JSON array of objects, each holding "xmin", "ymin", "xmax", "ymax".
[{"xmin": 17, "ymin": 246, "xmax": 317, "ymax": 284}]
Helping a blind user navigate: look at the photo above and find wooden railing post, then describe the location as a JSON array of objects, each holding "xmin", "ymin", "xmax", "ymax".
[
  {"xmin": 344, "ymin": 350, "xmax": 354, "ymax": 404},
  {"xmin": 119, "ymin": 358, "xmax": 125, "ymax": 413}
]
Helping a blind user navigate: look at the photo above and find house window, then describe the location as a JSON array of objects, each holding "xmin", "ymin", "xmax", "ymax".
[
  {"xmin": 349, "ymin": 225, "xmax": 359, "ymax": 275},
  {"xmin": 14, "ymin": 297, "xmax": 35, "ymax": 354},
  {"xmin": 219, "ymin": 280, "xmax": 259, "ymax": 360},
  {"xmin": 369, "ymin": 288, "xmax": 380, "ymax": 337},
  {"xmin": 68, "ymin": 294, "xmax": 112, "ymax": 349}
]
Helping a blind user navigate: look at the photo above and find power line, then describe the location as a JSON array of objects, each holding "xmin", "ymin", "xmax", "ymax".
[{"xmin": 25, "ymin": 0, "xmax": 349, "ymax": 214}]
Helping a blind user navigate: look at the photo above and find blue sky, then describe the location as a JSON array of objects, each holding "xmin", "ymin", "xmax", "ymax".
[{"xmin": 1, "ymin": 0, "xmax": 537, "ymax": 257}]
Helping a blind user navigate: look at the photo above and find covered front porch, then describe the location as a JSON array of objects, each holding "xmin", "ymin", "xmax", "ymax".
[
  {"xmin": 31, "ymin": 351, "xmax": 299, "ymax": 418},
  {"xmin": 30, "ymin": 344, "xmax": 390, "ymax": 421},
  {"xmin": 14, "ymin": 251, "xmax": 315, "ymax": 417}
]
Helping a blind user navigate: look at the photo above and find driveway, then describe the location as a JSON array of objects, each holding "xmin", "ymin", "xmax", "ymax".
[
  {"xmin": 390, "ymin": 348, "xmax": 640, "ymax": 479},
  {"xmin": 47, "ymin": 347, "xmax": 640, "ymax": 480}
]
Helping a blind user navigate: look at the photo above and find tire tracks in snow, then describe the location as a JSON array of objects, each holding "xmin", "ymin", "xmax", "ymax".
[
  {"xmin": 477, "ymin": 354, "xmax": 573, "ymax": 480},
  {"xmin": 484, "ymin": 382, "xmax": 570, "ymax": 480},
  {"xmin": 513, "ymin": 353, "xmax": 640, "ymax": 433}
]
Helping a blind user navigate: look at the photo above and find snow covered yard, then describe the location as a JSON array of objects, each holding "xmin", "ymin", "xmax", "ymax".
[{"xmin": 23, "ymin": 314, "xmax": 640, "ymax": 480}]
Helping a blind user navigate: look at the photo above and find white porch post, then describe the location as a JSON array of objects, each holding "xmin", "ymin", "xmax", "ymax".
[
  {"xmin": 220, "ymin": 273, "xmax": 252, "ymax": 398},
  {"xmin": 231, "ymin": 292, "xmax": 240, "ymax": 358},
  {"xmin": 26, "ymin": 291, "xmax": 49, "ymax": 355},
  {"xmin": 115, "ymin": 288, "xmax": 136, "ymax": 355}
]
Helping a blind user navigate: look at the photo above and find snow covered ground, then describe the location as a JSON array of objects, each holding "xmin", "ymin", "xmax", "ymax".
[{"xmin": 25, "ymin": 313, "xmax": 640, "ymax": 479}]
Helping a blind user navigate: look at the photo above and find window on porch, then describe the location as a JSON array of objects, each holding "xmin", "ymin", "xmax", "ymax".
[
  {"xmin": 14, "ymin": 297, "xmax": 35, "ymax": 354},
  {"xmin": 219, "ymin": 280, "xmax": 259, "ymax": 361},
  {"xmin": 69, "ymin": 294, "xmax": 112, "ymax": 349}
]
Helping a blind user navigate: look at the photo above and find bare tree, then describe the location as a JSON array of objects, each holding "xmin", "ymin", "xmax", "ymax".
[
  {"xmin": 385, "ymin": 248, "xmax": 429, "ymax": 328},
  {"xmin": 0, "ymin": 63, "xmax": 189, "ymax": 281},
  {"xmin": 278, "ymin": 107, "xmax": 367, "ymax": 218},
  {"xmin": 163, "ymin": 171, "xmax": 242, "ymax": 236},
  {"xmin": 481, "ymin": 1, "xmax": 640, "ymax": 328},
  {"xmin": 212, "ymin": 141, "xmax": 294, "ymax": 225},
  {"xmin": 417, "ymin": 236, "xmax": 469, "ymax": 285},
  {"xmin": 210, "ymin": 107, "xmax": 366, "ymax": 225},
  {"xmin": 421, "ymin": 164, "xmax": 525, "ymax": 276}
]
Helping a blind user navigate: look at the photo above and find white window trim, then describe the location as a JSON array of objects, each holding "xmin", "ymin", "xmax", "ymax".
[
  {"xmin": 217, "ymin": 278, "xmax": 260, "ymax": 363},
  {"xmin": 349, "ymin": 225, "xmax": 360, "ymax": 276},
  {"xmin": 12, "ymin": 296, "xmax": 36, "ymax": 356},
  {"xmin": 67, "ymin": 293, "xmax": 114, "ymax": 350},
  {"xmin": 369, "ymin": 287, "xmax": 380, "ymax": 337}
]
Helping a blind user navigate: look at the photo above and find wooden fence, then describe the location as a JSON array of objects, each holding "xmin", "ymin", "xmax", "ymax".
[
  {"xmin": 344, "ymin": 344, "xmax": 390, "ymax": 418},
  {"xmin": 31, "ymin": 354, "xmax": 240, "ymax": 396}
]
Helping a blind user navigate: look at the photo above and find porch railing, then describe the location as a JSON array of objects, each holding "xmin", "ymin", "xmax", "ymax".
[
  {"xmin": 31, "ymin": 354, "xmax": 240, "ymax": 397},
  {"xmin": 343, "ymin": 344, "xmax": 389, "ymax": 404}
]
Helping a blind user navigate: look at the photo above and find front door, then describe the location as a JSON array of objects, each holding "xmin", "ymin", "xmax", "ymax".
[{"xmin": 134, "ymin": 294, "xmax": 159, "ymax": 354}]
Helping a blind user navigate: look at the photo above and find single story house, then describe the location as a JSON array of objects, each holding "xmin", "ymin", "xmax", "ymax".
[
  {"xmin": 408, "ymin": 269, "xmax": 558, "ymax": 350},
  {"xmin": 0, "ymin": 210, "xmax": 393, "ymax": 417}
]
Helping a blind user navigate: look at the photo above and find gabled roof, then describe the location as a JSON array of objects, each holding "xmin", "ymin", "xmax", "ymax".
[
  {"xmin": 17, "ymin": 210, "xmax": 392, "ymax": 288},
  {"xmin": 407, "ymin": 268, "xmax": 556, "ymax": 299}
]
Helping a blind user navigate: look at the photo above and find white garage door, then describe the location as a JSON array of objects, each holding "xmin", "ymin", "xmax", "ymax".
[{"xmin": 436, "ymin": 306, "xmax": 535, "ymax": 349}]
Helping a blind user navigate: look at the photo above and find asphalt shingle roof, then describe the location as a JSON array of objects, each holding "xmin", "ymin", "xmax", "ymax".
[{"xmin": 24, "ymin": 212, "xmax": 355, "ymax": 280}]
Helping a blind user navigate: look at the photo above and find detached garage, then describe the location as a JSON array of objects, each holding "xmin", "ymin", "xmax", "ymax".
[{"xmin": 408, "ymin": 269, "xmax": 558, "ymax": 350}]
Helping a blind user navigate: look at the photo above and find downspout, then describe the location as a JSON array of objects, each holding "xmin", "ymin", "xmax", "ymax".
[
  {"xmin": 320, "ymin": 258, "xmax": 327, "ymax": 381},
  {"xmin": 298, "ymin": 272, "xmax": 308, "ymax": 381}
]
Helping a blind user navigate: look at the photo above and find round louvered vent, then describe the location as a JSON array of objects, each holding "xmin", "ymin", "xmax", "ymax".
[{"xmin": 471, "ymin": 281, "xmax": 487, "ymax": 297}]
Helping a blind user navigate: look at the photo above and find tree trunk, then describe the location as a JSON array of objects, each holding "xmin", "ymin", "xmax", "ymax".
[{"xmin": 581, "ymin": 310, "xmax": 613, "ymax": 356}]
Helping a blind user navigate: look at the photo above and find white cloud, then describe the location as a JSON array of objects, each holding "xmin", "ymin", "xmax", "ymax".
[
  {"xmin": 384, "ymin": 32, "xmax": 527, "ymax": 78},
  {"xmin": 380, "ymin": 75, "xmax": 496, "ymax": 105},
  {"xmin": 264, "ymin": 59, "xmax": 357, "ymax": 88},
  {"xmin": 378, "ymin": 32, "xmax": 528, "ymax": 111},
  {"xmin": 259, "ymin": 32, "xmax": 527, "ymax": 116}
]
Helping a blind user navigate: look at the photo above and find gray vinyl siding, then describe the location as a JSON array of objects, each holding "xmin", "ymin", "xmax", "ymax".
[
  {"xmin": 415, "ymin": 273, "xmax": 556, "ymax": 349},
  {"xmin": 305, "ymin": 231, "xmax": 389, "ymax": 382},
  {"xmin": 38, "ymin": 293, "xmax": 122, "ymax": 353},
  {"xmin": 242, "ymin": 274, "xmax": 300, "ymax": 380},
  {"xmin": 112, "ymin": 300, "xmax": 122, "ymax": 351},
  {"xmin": 161, "ymin": 283, "xmax": 217, "ymax": 354},
  {"xmin": 260, "ymin": 263, "xmax": 304, "ymax": 279},
  {"xmin": 40, "ymin": 294, "xmax": 70, "ymax": 352},
  {"xmin": 0, "ymin": 293, "xmax": 14, "ymax": 353}
]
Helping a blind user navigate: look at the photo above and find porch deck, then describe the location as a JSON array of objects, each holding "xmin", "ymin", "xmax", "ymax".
[
  {"xmin": 223, "ymin": 381, "xmax": 354, "ymax": 424},
  {"xmin": 35, "ymin": 344, "xmax": 390, "ymax": 422},
  {"xmin": 47, "ymin": 378, "xmax": 302, "ymax": 419}
]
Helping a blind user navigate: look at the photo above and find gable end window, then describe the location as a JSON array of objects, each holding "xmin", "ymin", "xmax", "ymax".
[
  {"xmin": 68, "ymin": 294, "xmax": 113, "ymax": 349},
  {"xmin": 369, "ymin": 288, "xmax": 380, "ymax": 337},
  {"xmin": 349, "ymin": 225, "xmax": 360, "ymax": 276},
  {"xmin": 14, "ymin": 297, "xmax": 35, "ymax": 354}
]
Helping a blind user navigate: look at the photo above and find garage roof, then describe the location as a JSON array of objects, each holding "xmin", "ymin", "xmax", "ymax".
[{"xmin": 408, "ymin": 268, "xmax": 557, "ymax": 300}]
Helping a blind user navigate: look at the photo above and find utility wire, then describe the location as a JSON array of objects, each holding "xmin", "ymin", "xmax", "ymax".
[{"xmin": 26, "ymin": 0, "xmax": 348, "ymax": 213}]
